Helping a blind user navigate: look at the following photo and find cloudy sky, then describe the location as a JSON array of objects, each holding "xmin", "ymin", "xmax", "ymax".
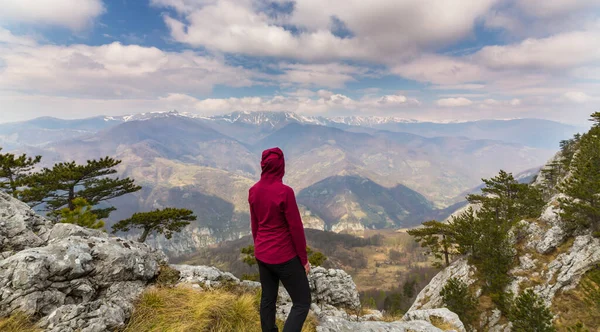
[{"xmin": 0, "ymin": 0, "xmax": 599, "ymax": 124}]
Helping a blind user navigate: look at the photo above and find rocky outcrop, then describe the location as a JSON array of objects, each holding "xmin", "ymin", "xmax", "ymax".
[
  {"xmin": 171, "ymin": 264, "xmax": 360, "ymax": 317},
  {"xmin": 535, "ymin": 234, "xmax": 600, "ymax": 304},
  {"xmin": 0, "ymin": 194, "xmax": 166, "ymax": 332},
  {"xmin": 0, "ymin": 192, "xmax": 52, "ymax": 258},
  {"xmin": 403, "ymin": 308, "xmax": 466, "ymax": 332},
  {"xmin": 171, "ymin": 264, "xmax": 465, "ymax": 331},
  {"xmin": 1, "ymin": 192, "xmax": 464, "ymax": 332},
  {"xmin": 409, "ymin": 193, "xmax": 600, "ymax": 330},
  {"xmin": 316, "ymin": 316, "xmax": 445, "ymax": 332},
  {"xmin": 408, "ymin": 258, "xmax": 477, "ymax": 312}
]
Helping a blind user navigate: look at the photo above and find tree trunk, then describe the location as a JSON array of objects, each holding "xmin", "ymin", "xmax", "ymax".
[
  {"xmin": 443, "ymin": 234, "xmax": 450, "ymax": 267},
  {"xmin": 68, "ymin": 187, "xmax": 75, "ymax": 211},
  {"xmin": 138, "ymin": 228, "xmax": 151, "ymax": 243}
]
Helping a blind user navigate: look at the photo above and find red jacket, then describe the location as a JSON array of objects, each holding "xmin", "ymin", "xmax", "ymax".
[{"xmin": 248, "ymin": 147, "xmax": 308, "ymax": 266}]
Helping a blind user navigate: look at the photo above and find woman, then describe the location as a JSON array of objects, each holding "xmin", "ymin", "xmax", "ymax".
[{"xmin": 248, "ymin": 147, "xmax": 311, "ymax": 332}]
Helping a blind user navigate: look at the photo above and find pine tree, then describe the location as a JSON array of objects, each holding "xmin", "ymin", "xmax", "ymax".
[
  {"xmin": 111, "ymin": 207, "xmax": 196, "ymax": 243},
  {"xmin": 59, "ymin": 197, "xmax": 105, "ymax": 230},
  {"xmin": 27, "ymin": 157, "xmax": 141, "ymax": 219},
  {"xmin": 240, "ymin": 245, "xmax": 259, "ymax": 281},
  {"xmin": 407, "ymin": 220, "xmax": 453, "ymax": 267},
  {"xmin": 447, "ymin": 207, "xmax": 480, "ymax": 257},
  {"xmin": 307, "ymin": 246, "xmax": 328, "ymax": 266},
  {"xmin": 509, "ymin": 289, "xmax": 555, "ymax": 332},
  {"xmin": 0, "ymin": 148, "xmax": 41, "ymax": 198},
  {"xmin": 440, "ymin": 278, "xmax": 478, "ymax": 330},
  {"xmin": 241, "ymin": 245, "xmax": 257, "ymax": 266},
  {"xmin": 558, "ymin": 114, "xmax": 600, "ymax": 235}
]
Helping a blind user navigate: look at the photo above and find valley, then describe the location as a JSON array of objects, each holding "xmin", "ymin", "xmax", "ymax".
[{"xmin": 0, "ymin": 111, "xmax": 577, "ymax": 258}]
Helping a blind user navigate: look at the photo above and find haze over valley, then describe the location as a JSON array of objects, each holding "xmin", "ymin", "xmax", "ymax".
[{"xmin": 0, "ymin": 110, "xmax": 581, "ymax": 257}]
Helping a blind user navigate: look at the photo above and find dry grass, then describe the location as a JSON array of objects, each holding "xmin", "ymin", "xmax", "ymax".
[
  {"xmin": 124, "ymin": 285, "xmax": 317, "ymax": 332},
  {"xmin": 552, "ymin": 274, "xmax": 600, "ymax": 331},
  {"xmin": 430, "ymin": 315, "xmax": 459, "ymax": 331},
  {"xmin": 0, "ymin": 312, "xmax": 41, "ymax": 332}
]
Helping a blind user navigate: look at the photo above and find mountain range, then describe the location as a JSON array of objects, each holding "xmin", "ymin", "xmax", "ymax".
[{"xmin": 0, "ymin": 110, "xmax": 582, "ymax": 257}]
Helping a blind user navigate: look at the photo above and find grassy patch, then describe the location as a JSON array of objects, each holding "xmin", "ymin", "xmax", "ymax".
[
  {"xmin": 430, "ymin": 315, "xmax": 459, "ymax": 331},
  {"xmin": 124, "ymin": 285, "xmax": 316, "ymax": 332},
  {"xmin": 552, "ymin": 270, "xmax": 600, "ymax": 330},
  {"xmin": 0, "ymin": 312, "xmax": 41, "ymax": 332}
]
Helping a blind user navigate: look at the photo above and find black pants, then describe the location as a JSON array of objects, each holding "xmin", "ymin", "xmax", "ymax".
[{"xmin": 257, "ymin": 256, "xmax": 311, "ymax": 332}]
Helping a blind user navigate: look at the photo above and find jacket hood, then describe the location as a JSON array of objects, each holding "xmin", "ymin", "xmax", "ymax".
[{"xmin": 260, "ymin": 147, "xmax": 285, "ymax": 181}]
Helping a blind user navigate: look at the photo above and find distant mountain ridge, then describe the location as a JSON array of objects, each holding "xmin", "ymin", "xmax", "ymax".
[
  {"xmin": 2, "ymin": 110, "xmax": 585, "ymax": 149},
  {"xmin": 0, "ymin": 110, "xmax": 568, "ymax": 258}
]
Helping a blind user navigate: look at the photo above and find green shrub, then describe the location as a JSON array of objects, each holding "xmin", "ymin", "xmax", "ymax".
[
  {"xmin": 440, "ymin": 278, "xmax": 478, "ymax": 330},
  {"xmin": 509, "ymin": 289, "xmax": 555, "ymax": 332}
]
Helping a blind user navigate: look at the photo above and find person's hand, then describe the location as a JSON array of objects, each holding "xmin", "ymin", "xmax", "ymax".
[{"xmin": 304, "ymin": 262, "xmax": 311, "ymax": 275}]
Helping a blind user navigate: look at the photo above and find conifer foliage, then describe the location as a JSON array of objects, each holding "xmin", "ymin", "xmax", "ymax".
[
  {"xmin": 408, "ymin": 170, "xmax": 544, "ymax": 310},
  {"xmin": 0, "ymin": 148, "xmax": 41, "ymax": 198},
  {"xmin": 559, "ymin": 113, "xmax": 600, "ymax": 236},
  {"xmin": 59, "ymin": 197, "xmax": 105, "ymax": 229},
  {"xmin": 112, "ymin": 207, "xmax": 196, "ymax": 243},
  {"xmin": 29, "ymin": 157, "xmax": 141, "ymax": 219},
  {"xmin": 440, "ymin": 278, "xmax": 478, "ymax": 330},
  {"xmin": 509, "ymin": 289, "xmax": 555, "ymax": 332}
]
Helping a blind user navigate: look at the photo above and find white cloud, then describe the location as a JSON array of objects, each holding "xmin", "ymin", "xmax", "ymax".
[
  {"xmin": 0, "ymin": 40, "xmax": 257, "ymax": 98},
  {"xmin": 155, "ymin": 0, "xmax": 496, "ymax": 62},
  {"xmin": 392, "ymin": 54, "xmax": 485, "ymax": 85},
  {"xmin": 189, "ymin": 92, "xmax": 420, "ymax": 115},
  {"xmin": 0, "ymin": 0, "xmax": 105, "ymax": 30},
  {"xmin": 563, "ymin": 91, "xmax": 592, "ymax": 103},
  {"xmin": 277, "ymin": 63, "xmax": 368, "ymax": 88},
  {"xmin": 0, "ymin": 28, "xmax": 36, "ymax": 46},
  {"xmin": 475, "ymin": 29, "xmax": 600, "ymax": 70},
  {"xmin": 436, "ymin": 97, "xmax": 473, "ymax": 107},
  {"xmin": 514, "ymin": 0, "xmax": 600, "ymax": 19}
]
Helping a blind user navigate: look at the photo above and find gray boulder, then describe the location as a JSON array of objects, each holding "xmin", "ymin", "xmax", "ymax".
[
  {"xmin": 0, "ymin": 192, "xmax": 52, "ymax": 257},
  {"xmin": 408, "ymin": 258, "xmax": 477, "ymax": 312},
  {"xmin": 316, "ymin": 316, "xmax": 446, "ymax": 332},
  {"xmin": 403, "ymin": 308, "xmax": 466, "ymax": 332},
  {"xmin": 0, "ymin": 194, "xmax": 166, "ymax": 332}
]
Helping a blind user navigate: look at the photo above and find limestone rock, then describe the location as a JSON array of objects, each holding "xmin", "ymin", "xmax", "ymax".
[
  {"xmin": 0, "ymin": 234, "xmax": 165, "ymax": 332},
  {"xmin": 535, "ymin": 234, "xmax": 600, "ymax": 305},
  {"xmin": 0, "ymin": 193, "xmax": 166, "ymax": 332},
  {"xmin": 316, "ymin": 316, "xmax": 446, "ymax": 332},
  {"xmin": 408, "ymin": 258, "xmax": 477, "ymax": 312},
  {"xmin": 309, "ymin": 266, "xmax": 361, "ymax": 310},
  {"xmin": 403, "ymin": 308, "xmax": 466, "ymax": 332},
  {"xmin": 172, "ymin": 264, "xmax": 240, "ymax": 288},
  {"xmin": 0, "ymin": 192, "xmax": 52, "ymax": 257}
]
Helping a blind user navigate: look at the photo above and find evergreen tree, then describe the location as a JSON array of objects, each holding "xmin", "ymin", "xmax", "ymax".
[
  {"xmin": 467, "ymin": 170, "xmax": 544, "ymax": 225},
  {"xmin": 59, "ymin": 197, "xmax": 105, "ymax": 229},
  {"xmin": 402, "ymin": 279, "xmax": 416, "ymax": 299},
  {"xmin": 407, "ymin": 220, "xmax": 453, "ymax": 267},
  {"xmin": 111, "ymin": 207, "xmax": 196, "ymax": 243},
  {"xmin": 447, "ymin": 207, "xmax": 480, "ymax": 256},
  {"xmin": 411, "ymin": 170, "xmax": 544, "ymax": 312},
  {"xmin": 440, "ymin": 278, "xmax": 478, "ymax": 330},
  {"xmin": 241, "ymin": 245, "xmax": 257, "ymax": 267},
  {"xmin": 240, "ymin": 245, "xmax": 259, "ymax": 281},
  {"xmin": 27, "ymin": 157, "xmax": 141, "ymax": 218},
  {"xmin": 0, "ymin": 148, "xmax": 41, "ymax": 198},
  {"xmin": 509, "ymin": 289, "xmax": 555, "ymax": 332},
  {"xmin": 383, "ymin": 293, "xmax": 403, "ymax": 315},
  {"xmin": 307, "ymin": 246, "xmax": 328, "ymax": 266},
  {"xmin": 558, "ymin": 114, "xmax": 600, "ymax": 236}
]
